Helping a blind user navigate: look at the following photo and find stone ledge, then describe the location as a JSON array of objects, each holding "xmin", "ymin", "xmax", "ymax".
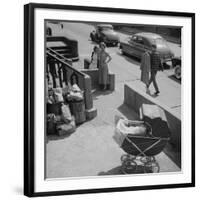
[
  {"xmin": 81, "ymin": 68, "xmax": 115, "ymax": 91},
  {"xmin": 124, "ymin": 83, "xmax": 181, "ymax": 152}
]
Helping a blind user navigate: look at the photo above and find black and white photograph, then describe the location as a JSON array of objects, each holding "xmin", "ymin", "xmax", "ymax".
[
  {"xmin": 1, "ymin": 0, "xmax": 200, "ymax": 199},
  {"xmin": 45, "ymin": 21, "xmax": 182, "ymax": 178},
  {"xmin": 23, "ymin": 3, "xmax": 195, "ymax": 197}
]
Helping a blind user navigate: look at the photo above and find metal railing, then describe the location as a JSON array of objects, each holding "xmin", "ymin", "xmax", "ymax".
[
  {"xmin": 46, "ymin": 48, "xmax": 93, "ymax": 110},
  {"xmin": 46, "ymin": 47, "xmax": 86, "ymax": 87}
]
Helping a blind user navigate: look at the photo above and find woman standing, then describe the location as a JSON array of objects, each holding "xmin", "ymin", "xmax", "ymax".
[{"xmin": 98, "ymin": 42, "xmax": 112, "ymax": 90}]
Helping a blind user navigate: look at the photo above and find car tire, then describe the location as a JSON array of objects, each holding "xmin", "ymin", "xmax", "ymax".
[
  {"xmin": 121, "ymin": 48, "xmax": 125, "ymax": 55},
  {"xmin": 174, "ymin": 65, "xmax": 181, "ymax": 79}
]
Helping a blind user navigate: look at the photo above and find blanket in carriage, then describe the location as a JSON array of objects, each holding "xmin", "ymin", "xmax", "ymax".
[{"xmin": 113, "ymin": 119, "xmax": 150, "ymax": 147}]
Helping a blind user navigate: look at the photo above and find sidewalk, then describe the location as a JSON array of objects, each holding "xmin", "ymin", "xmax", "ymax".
[
  {"xmin": 46, "ymin": 80, "xmax": 180, "ymax": 178},
  {"xmin": 126, "ymin": 71, "xmax": 181, "ymax": 118}
]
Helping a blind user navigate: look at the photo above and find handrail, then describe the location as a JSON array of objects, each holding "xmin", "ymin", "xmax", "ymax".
[
  {"xmin": 47, "ymin": 47, "xmax": 72, "ymax": 62},
  {"xmin": 46, "ymin": 50, "xmax": 85, "ymax": 77}
]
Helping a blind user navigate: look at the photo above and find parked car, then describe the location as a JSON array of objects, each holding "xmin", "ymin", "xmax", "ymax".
[
  {"xmin": 120, "ymin": 32, "xmax": 174, "ymax": 65},
  {"xmin": 46, "ymin": 26, "xmax": 52, "ymax": 36},
  {"xmin": 172, "ymin": 57, "xmax": 181, "ymax": 79},
  {"xmin": 90, "ymin": 24, "xmax": 119, "ymax": 46}
]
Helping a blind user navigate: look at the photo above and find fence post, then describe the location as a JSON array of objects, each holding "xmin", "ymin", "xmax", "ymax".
[
  {"xmin": 83, "ymin": 75, "xmax": 93, "ymax": 110},
  {"xmin": 83, "ymin": 74, "xmax": 97, "ymax": 120},
  {"xmin": 58, "ymin": 62, "xmax": 63, "ymax": 88}
]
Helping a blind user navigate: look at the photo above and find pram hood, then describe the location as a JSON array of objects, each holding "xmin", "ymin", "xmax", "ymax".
[{"xmin": 140, "ymin": 104, "xmax": 171, "ymax": 138}]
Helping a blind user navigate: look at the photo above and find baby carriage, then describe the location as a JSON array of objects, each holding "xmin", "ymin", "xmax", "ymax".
[{"xmin": 113, "ymin": 113, "xmax": 170, "ymax": 174}]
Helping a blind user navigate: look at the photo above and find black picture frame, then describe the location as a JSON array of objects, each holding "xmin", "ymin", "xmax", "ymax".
[{"xmin": 24, "ymin": 3, "xmax": 195, "ymax": 197}]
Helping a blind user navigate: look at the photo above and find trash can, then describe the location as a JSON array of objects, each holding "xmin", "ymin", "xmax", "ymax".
[{"xmin": 69, "ymin": 100, "xmax": 86, "ymax": 124}]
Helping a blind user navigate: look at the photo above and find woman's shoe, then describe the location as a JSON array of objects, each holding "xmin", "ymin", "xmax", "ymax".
[{"xmin": 146, "ymin": 85, "xmax": 150, "ymax": 94}]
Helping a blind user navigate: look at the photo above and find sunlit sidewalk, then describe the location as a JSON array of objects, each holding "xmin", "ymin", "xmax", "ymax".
[{"xmin": 46, "ymin": 81, "xmax": 180, "ymax": 179}]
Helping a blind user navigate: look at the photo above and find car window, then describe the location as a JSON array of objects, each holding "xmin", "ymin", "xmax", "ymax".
[
  {"xmin": 155, "ymin": 38, "xmax": 168, "ymax": 47},
  {"xmin": 131, "ymin": 36, "xmax": 144, "ymax": 45},
  {"xmin": 101, "ymin": 27, "xmax": 113, "ymax": 31},
  {"xmin": 137, "ymin": 37, "xmax": 144, "ymax": 45},
  {"xmin": 131, "ymin": 36, "xmax": 137, "ymax": 42},
  {"xmin": 142, "ymin": 38, "xmax": 151, "ymax": 47}
]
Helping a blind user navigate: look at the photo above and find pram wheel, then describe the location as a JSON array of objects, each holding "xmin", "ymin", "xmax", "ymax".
[
  {"xmin": 144, "ymin": 160, "xmax": 160, "ymax": 173},
  {"xmin": 121, "ymin": 154, "xmax": 135, "ymax": 163},
  {"xmin": 121, "ymin": 157, "xmax": 137, "ymax": 174},
  {"xmin": 140, "ymin": 156, "xmax": 155, "ymax": 164}
]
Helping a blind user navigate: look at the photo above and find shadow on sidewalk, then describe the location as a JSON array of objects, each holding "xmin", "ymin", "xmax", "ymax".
[
  {"xmin": 98, "ymin": 166, "xmax": 123, "ymax": 175},
  {"xmin": 168, "ymin": 75, "xmax": 181, "ymax": 84},
  {"xmin": 146, "ymin": 90, "xmax": 160, "ymax": 98},
  {"xmin": 117, "ymin": 104, "xmax": 139, "ymax": 120},
  {"xmin": 164, "ymin": 143, "xmax": 181, "ymax": 168},
  {"xmin": 46, "ymin": 132, "xmax": 73, "ymax": 143},
  {"xmin": 92, "ymin": 89, "xmax": 114, "ymax": 100},
  {"xmin": 98, "ymin": 165, "xmax": 149, "ymax": 176}
]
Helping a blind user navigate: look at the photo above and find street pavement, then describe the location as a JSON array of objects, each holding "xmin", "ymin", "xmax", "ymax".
[{"xmin": 46, "ymin": 22, "xmax": 181, "ymax": 178}]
